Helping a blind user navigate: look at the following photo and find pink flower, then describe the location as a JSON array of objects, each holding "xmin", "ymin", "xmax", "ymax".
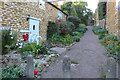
[{"xmin": 34, "ymin": 70, "xmax": 39, "ymax": 75}]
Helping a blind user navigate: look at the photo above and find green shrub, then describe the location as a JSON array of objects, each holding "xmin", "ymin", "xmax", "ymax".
[
  {"xmin": 73, "ymin": 36, "xmax": 80, "ymax": 42},
  {"xmin": 106, "ymin": 42, "xmax": 120, "ymax": 60},
  {"xmin": 71, "ymin": 32, "xmax": 81, "ymax": 36},
  {"xmin": 18, "ymin": 43, "xmax": 50, "ymax": 57},
  {"xmin": 2, "ymin": 30, "xmax": 18, "ymax": 54},
  {"xmin": 47, "ymin": 21, "xmax": 58, "ymax": 39},
  {"xmin": 67, "ymin": 16, "xmax": 80, "ymax": 29},
  {"xmin": 101, "ymin": 35, "xmax": 118, "ymax": 44},
  {"xmin": 50, "ymin": 33, "xmax": 62, "ymax": 42},
  {"xmin": 60, "ymin": 34, "xmax": 74, "ymax": 44},
  {"xmin": 59, "ymin": 21, "xmax": 75, "ymax": 35},
  {"xmin": 77, "ymin": 24, "xmax": 87, "ymax": 33},
  {"xmin": 2, "ymin": 65, "xmax": 23, "ymax": 78},
  {"xmin": 79, "ymin": 24, "xmax": 86, "ymax": 28},
  {"xmin": 92, "ymin": 26, "xmax": 101, "ymax": 33}
]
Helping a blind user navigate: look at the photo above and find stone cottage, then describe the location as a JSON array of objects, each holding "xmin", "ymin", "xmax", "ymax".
[
  {"xmin": 95, "ymin": 0, "xmax": 120, "ymax": 40},
  {"xmin": 0, "ymin": 0, "xmax": 68, "ymax": 43}
]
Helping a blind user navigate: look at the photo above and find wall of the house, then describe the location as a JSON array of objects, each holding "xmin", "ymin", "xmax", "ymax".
[
  {"xmin": 106, "ymin": 0, "xmax": 119, "ymax": 39},
  {"xmin": 0, "ymin": 1, "xmax": 67, "ymax": 41},
  {"xmin": 95, "ymin": 9, "xmax": 99, "ymax": 26}
]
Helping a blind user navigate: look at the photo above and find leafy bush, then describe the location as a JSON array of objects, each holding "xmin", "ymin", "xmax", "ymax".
[
  {"xmin": 73, "ymin": 36, "xmax": 80, "ymax": 42},
  {"xmin": 50, "ymin": 33, "xmax": 62, "ymax": 42},
  {"xmin": 2, "ymin": 30, "xmax": 18, "ymax": 54},
  {"xmin": 2, "ymin": 65, "xmax": 23, "ymax": 78},
  {"xmin": 59, "ymin": 21, "xmax": 75, "ymax": 35},
  {"xmin": 18, "ymin": 43, "xmax": 50, "ymax": 57},
  {"xmin": 101, "ymin": 35, "xmax": 118, "ymax": 44},
  {"xmin": 92, "ymin": 26, "xmax": 101, "ymax": 33},
  {"xmin": 106, "ymin": 41, "xmax": 120, "ymax": 60},
  {"xmin": 60, "ymin": 34, "xmax": 74, "ymax": 44},
  {"xmin": 71, "ymin": 32, "xmax": 81, "ymax": 36},
  {"xmin": 67, "ymin": 16, "xmax": 80, "ymax": 29},
  {"xmin": 50, "ymin": 34, "xmax": 74, "ymax": 44},
  {"xmin": 47, "ymin": 21, "xmax": 58, "ymax": 39}
]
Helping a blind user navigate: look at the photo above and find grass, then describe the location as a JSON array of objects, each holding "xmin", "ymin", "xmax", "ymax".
[{"xmin": 71, "ymin": 60, "xmax": 79, "ymax": 64}]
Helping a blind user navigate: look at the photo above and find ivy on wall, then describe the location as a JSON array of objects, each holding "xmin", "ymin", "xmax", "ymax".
[{"xmin": 98, "ymin": 2, "xmax": 107, "ymax": 20}]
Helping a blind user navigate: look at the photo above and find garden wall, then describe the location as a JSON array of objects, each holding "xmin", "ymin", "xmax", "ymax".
[
  {"xmin": 0, "ymin": 1, "xmax": 67, "ymax": 40},
  {"xmin": 106, "ymin": 1, "xmax": 119, "ymax": 40}
]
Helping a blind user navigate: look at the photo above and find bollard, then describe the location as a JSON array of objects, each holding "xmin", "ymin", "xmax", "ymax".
[
  {"xmin": 106, "ymin": 57, "xmax": 117, "ymax": 78},
  {"xmin": 62, "ymin": 55, "xmax": 71, "ymax": 78},
  {"xmin": 26, "ymin": 55, "xmax": 34, "ymax": 78}
]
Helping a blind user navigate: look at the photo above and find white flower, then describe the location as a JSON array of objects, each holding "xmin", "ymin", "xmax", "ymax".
[
  {"xmin": 20, "ymin": 43, "xmax": 23, "ymax": 46},
  {"xmin": 11, "ymin": 37, "xmax": 13, "ymax": 39},
  {"xmin": 17, "ymin": 39, "xmax": 20, "ymax": 42},
  {"xmin": 19, "ymin": 46, "xmax": 22, "ymax": 48},
  {"xmin": 16, "ymin": 44, "xmax": 18, "ymax": 46}
]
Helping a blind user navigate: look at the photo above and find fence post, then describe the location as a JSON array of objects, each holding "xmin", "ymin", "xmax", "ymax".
[
  {"xmin": 63, "ymin": 55, "xmax": 71, "ymax": 78},
  {"xmin": 26, "ymin": 55, "xmax": 34, "ymax": 78}
]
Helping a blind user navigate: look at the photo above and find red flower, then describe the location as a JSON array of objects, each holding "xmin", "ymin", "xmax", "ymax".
[{"xmin": 34, "ymin": 70, "xmax": 39, "ymax": 75}]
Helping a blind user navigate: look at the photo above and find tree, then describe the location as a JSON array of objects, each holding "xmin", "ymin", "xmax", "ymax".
[{"xmin": 61, "ymin": 2, "xmax": 93, "ymax": 25}]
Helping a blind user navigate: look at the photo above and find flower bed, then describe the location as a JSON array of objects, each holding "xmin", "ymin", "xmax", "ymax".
[{"xmin": 93, "ymin": 26, "xmax": 120, "ymax": 60}]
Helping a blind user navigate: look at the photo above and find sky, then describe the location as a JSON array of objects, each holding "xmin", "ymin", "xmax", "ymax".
[
  {"xmin": 47, "ymin": 0, "xmax": 99, "ymax": 13},
  {"xmin": 86, "ymin": 0, "xmax": 98, "ymax": 13}
]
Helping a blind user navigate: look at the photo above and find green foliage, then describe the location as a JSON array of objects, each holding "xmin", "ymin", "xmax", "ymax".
[
  {"xmin": 60, "ymin": 34, "xmax": 74, "ymax": 44},
  {"xmin": 21, "ymin": 51, "xmax": 34, "ymax": 58},
  {"xmin": 71, "ymin": 60, "xmax": 79, "ymax": 64},
  {"xmin": 71, "ymin": 32, "xmax": 81, "ymax": 36},
  {"xmin": 93, "ymin": 26, "xmax": 108, "ymax": 40},
  {"xmin": 93, "ymin": 26, "xmax": 120, "ymax": 60},
  {"xmin": 67, "ymin": 16, "xmax": 80, "ymax": 28},
  {"xmin": 2, "ymin": 30, "xmax": 18, "ymax": 54},
  {"xmin": 50, "ymin": 34, "xmax": 74, "ymax": 44},
  {"xmin": 47, "ymin": 21, "xmax": 58, "ymax": 39},
  {"xmin": 18, "ymin": 43, "xmax": 50, "ymax": 57},
  {"xmin": 2, "ymin": 65, "xmax": 23, "ymax": 78},
  {"xmin": 98, "ymin": 2, "xmax": 107, "ymax": 20},
  {"xmin": 61, "ymin": 2, "xmax": 93, "ymax": 25},
  {"xmin": 50, "ymin": 33, "xmax": 62, "ymax": 42},
  {"xmin": 105, "ymin": 41, "xmax": 120, "ymax": 60},
  {"xmin": 59, "ymin": 21, "xmax": 75, "ymax": 35},
  {"xmin": 77, "ymin": 24, "xmax": 87, "ymax": 33},
  {"xmin": 73, "ymin": 36, "xmax": 80, "ymax": 42},
  {"xmin": 101, "ymin": 35, "xmax": 118, "ymax": 44}
]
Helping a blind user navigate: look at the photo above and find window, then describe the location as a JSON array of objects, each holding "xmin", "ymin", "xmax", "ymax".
[
  {"xmin": 33, "ymin": 25, "xmax": 35, "ymax": 30},
  {"xmin": 58, "ymin": 11, "xmax": 62, "ymax": 20},
  {"xmin": 39, "ymin": 0, "xmax": 45, "ymax": 9}
]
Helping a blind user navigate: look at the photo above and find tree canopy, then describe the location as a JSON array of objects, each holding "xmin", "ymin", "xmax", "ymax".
[{"xmin": 61, "ymin": 2, "xmax": 93, "ymax": 25}]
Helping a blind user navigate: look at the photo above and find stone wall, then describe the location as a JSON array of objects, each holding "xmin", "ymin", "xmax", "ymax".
[
  {"xmin": 106, "ymin": 1, "xmax": 119, "ymax": 39},
  {"xmin": 0, "ymin": 1, "xmax": 67, "ymax": 40}
]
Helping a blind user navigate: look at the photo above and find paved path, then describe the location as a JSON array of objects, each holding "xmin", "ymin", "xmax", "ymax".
[{"xmin": 41, "ymin": 26, "xmax": 107, "ymax": 78}]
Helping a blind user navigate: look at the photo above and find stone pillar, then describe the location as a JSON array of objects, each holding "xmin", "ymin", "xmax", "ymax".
[
  {"xmin": 26, "ymin": 55, "xmax": 34, "ymax": 78},
  {"xmin": 62, "ymin": 55, "xmax": 71, "ymax": 78},
  {"xmin": 106, "ymin": 57, "xmax": 117, "ymax": 78}
]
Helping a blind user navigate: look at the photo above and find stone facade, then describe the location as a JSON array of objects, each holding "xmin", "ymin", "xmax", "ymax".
[
  {"xmin": 95, "ymin": 0, "xmax": 120, "ymax": 40},
  {"xmin": 0, "ymin": 1, "xmax": 67, "ymax": 41},
  {"xmin": 106, "ymin": 0, "xmax": 119, "ymax": 39}
]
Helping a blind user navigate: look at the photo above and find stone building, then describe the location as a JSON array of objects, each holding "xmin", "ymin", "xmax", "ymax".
[
  {"xmin": 0, "ymin": 1, "xmax": 68, "ymax": 42},
  {"xmin": 106, "ymin": 0, "xmax": 119, "ymax": 39},
  {"xmin": 95, "ymin": 0, "xmax": 120, "ymax": 40}
]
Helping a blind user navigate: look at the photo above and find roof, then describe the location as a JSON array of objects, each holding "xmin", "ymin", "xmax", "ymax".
[{"xmin": 47, "ymin": 2, "xmax": 68, "ymax": 16}]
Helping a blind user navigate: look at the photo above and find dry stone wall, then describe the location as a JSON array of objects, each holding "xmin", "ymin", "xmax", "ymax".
[{"xmin": 0, "ymin": 1, "xmax": 67, "ymax": 40}]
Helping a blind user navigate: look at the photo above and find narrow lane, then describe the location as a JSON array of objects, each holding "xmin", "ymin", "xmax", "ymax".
[{"xmin": 41, "ymin": 26, "xmax": 107, "ymax": 78}]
